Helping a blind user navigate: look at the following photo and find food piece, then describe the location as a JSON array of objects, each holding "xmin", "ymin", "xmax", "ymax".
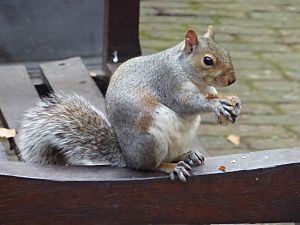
[
  {"xmin": 218, "ymin": 165, "xmax": 226, "ymax": 172},
  {"xmin": 217, "ymin": 94, "xmax": 241, "ymax": 124},
  {"xmin": 204, "ymin": 86, "xmax": 218, "ymax": 99},
  {"xmin": 203, "ymin": 88, "xmax": 241, "ymax": 124}
]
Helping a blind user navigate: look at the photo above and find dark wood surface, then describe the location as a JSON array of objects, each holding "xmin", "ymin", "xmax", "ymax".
[
  {"xmin": 40, "ymin": 57, "xmax": 107, "ymax": 115},
  {"xmin": 0, "ymin": 65, "xmax": 39, "ymax": 130},
  {"xmin": 107, "ymin": 0, "xmax": 141, "ymax": 63},
  {"xmin": 0, "ymin": 148, "xmax": 299, "ymax": 224}
]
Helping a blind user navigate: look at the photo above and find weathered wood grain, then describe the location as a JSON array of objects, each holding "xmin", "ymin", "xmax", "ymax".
[
  {"xmin": 0, "ymin": 65, "xmax": 39, "ymax": 130},
  {"xmin": 40, "ymin": 57, "xmax": 107, "ymax": 116},
  {"xmin": 0, "ymin": 148, "xmax": 299, "ymax": 224}
]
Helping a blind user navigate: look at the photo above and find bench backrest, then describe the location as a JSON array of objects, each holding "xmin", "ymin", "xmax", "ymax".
[{"xmin": 0, "ymin": 0, "xmax": 141, "ymax": 64}]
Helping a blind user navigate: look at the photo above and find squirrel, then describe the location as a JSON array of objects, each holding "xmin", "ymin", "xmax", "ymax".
[{"xmin": 17, "ymin": 25, "xmax": 240, "ymax": 182}]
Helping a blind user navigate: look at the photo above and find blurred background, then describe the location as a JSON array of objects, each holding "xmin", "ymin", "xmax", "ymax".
[{"xmin": 138, "ymin": 0, "xmax": 300, "ymax": 156}]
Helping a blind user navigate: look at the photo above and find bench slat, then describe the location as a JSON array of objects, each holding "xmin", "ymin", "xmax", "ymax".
[
  {"xmin": 40, "ymin": 57, "xmax": 106, "ymax": 116},
  {"xmin": 0, "ymin": 65, "xmax": 39, "ymax": 130},
  {"xmin": 0, "ymin": 148, "xmax": 299, "ymax": 224}
]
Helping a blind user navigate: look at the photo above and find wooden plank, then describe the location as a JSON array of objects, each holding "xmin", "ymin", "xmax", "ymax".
[
  {"xmin": 0, "ymin": 65, "xmax": 39, "ymax": 130},
  {"xmin": 40, "ymin": 57, "xmax": 106, "ymax": 116},
  {"xmin": 0, "ymin": 148, "xmax": 299, "ymax": 224}
]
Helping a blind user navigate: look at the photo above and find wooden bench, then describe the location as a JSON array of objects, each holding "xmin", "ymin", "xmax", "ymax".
[{"xmin": 0, "ymin": 1, "xmax": 299, "ymax": 224}]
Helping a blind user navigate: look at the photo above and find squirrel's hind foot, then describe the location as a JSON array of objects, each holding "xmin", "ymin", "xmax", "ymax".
[
  {"xmin": 183, "ymin": 150, "xmax": 205, "ymax": 167},
  {"xmin": 173, "ymin": 150, "xmax": 205, "ymax": 167},
  {"xmin": 158, "ymin": 161, "xmax": 192, "ymax": 182}
]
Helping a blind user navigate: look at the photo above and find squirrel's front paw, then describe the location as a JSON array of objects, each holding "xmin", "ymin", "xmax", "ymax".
[
  {"xmin": 215, "ymin": 101, "xmax": 238, "ymax": 123},
  {"xmin": 169, "ymin": 161, "xmax": 192, "ymax": 182},
  {"xmin": 221, "ymin": 99, "xmax": 241, "ymax": 121}
]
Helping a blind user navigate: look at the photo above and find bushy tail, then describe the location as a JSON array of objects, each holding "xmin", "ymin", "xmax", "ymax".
[{"xmin": 17, "ymin": 93, "xmax": 127, "ymax": 167}]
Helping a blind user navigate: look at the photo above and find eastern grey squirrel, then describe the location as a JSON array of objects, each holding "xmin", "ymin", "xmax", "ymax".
[{"xmin": 17, "ymin": 26, "xmax": 241, "ymax": 182}]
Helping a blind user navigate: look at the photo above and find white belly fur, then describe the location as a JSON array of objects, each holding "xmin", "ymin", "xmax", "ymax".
[{"xmin": 149, "ymin": 105, "xmax": 201, "ymax": 162}]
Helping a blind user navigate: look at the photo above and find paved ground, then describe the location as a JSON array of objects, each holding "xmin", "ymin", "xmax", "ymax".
[{"xmin": 139, "ymin": 0, "xmax": 300, "ymax": 156}]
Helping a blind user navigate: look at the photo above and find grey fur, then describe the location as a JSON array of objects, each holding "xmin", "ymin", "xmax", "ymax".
[{"xmin": 17, "ymin": 93, "xmax": 126, "ymax": 167}]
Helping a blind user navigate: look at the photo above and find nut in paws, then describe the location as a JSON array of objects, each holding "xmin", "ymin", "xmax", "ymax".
[{"xmin": 216, "ymin": 95, "xmax": 241, "ymax": 124}]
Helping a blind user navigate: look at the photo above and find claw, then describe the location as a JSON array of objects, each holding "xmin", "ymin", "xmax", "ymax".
[
  {"xmin": 187, "ymin": 159, "xmax": 193, "ymax": 165},
  {"xmin": 221, "ymin": 108, "xmax": 233, "ymax": 122},
  {"xmin": 184, "ymin": 150, "xmax": 205, "ymax": 166},
  {"xmin": 177, "ymin": 160, "xmax": 192, "ymax": 170},
  {"xmin": 176, "ymin": 170, "xmax": 187, "ymax": 182},
  {"xmin": 215, "ymin": 102, "xmax": 235, "ymax": 123},
  {"xmin": 174, "ymin": 166, "xmax": 190, "ymax": 182},
  {"xmin": 190, "ymin": 152, "xmax": 201, "ymax": 165},
  {"xmin": 172, "ymin": 161, "xmax": 192, "ymax": 182},
  {"xmin": 180, "ymin": 167, "xmax": 191, "ymax": 177},
  {"xmin": 220, "ymin": 100, "xmax": 233, "ymax": 107},
  {"xmin": 169, "ymin": 172, "xmax": 175, "ymax": 181},
  {"xmin": 221, "ymin": 99, "xmax": 241, "ymax": 119},
  {"xmin": 195, "ymin": 151, "xmax": 205, "ymax": 162},
  {"xmin": 222, "ymin": 104, "xmax": 234, "ymax": 112}
]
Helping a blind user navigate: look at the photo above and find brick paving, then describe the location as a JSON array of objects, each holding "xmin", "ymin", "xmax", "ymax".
[{"xmin": 139, "ymin": 0, "xmax": 300, "ymax": 156}]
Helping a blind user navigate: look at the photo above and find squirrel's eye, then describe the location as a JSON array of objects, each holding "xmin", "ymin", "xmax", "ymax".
[{"xmin": 203, "ymin": 56, "xmax": 214, "ymax": 66}]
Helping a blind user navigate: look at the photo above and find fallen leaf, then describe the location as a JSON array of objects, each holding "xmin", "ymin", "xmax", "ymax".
[
  {"xmin": 218, "ymin": 165, "xmax": 226, "ymax": 172},
  {"xmin": 0, "ymin": 128, "xmax": 16, "ymax": 138},
  {"xmin": 227, "ymin": 134, "xmax": 240, "ymax": 145}
]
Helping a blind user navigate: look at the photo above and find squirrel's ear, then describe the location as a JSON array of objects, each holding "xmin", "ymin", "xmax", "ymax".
[
  {"xmin": 184, "ymin": 29, "xmax": 199, "ymax": 54},
  {"xmin": 204, "ymin": 25, "xmax": 215, "ymax": 40}
]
